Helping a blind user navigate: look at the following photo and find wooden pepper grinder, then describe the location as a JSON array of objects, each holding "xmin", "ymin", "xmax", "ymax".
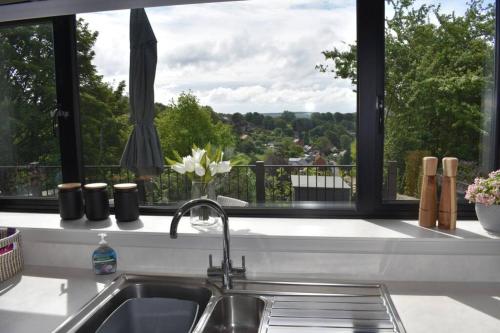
[
  {"xmin": 438, "ymin": 157, "xmax": 458, "ymax": 230},
  {"xmin": 419, "ymin": 157, "xmax": 438, "ymax": 228}
]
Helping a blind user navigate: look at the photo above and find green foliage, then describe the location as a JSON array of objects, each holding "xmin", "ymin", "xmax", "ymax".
[
  {"xmin": 0, "ymin": 23, "xmax": 58, "ymax": 165},
  {"xmin": 313, "ymin": 136, "xmax": 332, "ymax": 155},
  {"xmin": 265, "ymin": 167, "xmax": 292, "ymax": 201},
  {"xmin": 340, "ymin": 148, "xmax": 353, "ymax": 166},
  {"xmin": 0, "ymin": 19, "xmax": 132, "ymax": 168},
  {"xmin": 339, "ymin": 134, "xmax": 352, "ymax": 151},
  {"xmin": 318, "ymin": 0, "xmax": 494, "ymax": 195},
  {"xmin": 156, "ymin": 92, "xmax": 235, "ymax": 158},
  {"xmin": 403, "ymin": 150, "xmax": 430, "ymax": 197},
  {"xmin": 77, "ymin": 19, "xmax": 131, "ymax": 166}
]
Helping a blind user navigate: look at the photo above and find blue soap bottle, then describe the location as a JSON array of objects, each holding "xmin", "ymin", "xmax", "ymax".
[{"xmin": 92, "ymin": 233, "xmax": 117, "ymax": 275}]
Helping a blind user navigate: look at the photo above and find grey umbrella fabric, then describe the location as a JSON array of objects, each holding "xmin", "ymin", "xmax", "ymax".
[{"xmin": 120, "ymin": 8, "xmax": 164, "ymax": 176}]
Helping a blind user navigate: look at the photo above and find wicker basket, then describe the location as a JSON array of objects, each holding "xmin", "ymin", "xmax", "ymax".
[{"xmin": 0, "ymin": 228, "xmax": 23, "ymax": 282}]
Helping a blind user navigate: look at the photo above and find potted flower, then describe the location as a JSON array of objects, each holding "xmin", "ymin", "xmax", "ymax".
[
  {"xmin": 167, "ymin": 144, "xmax": 232, "ymax": 226},
  {"xmin": 465, "ymin": 170, "xmax": 500, "ymax": 232}
]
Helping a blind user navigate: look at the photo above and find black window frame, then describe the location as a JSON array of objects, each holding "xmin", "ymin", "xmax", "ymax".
[{"xmin": 0, "ymin": 0, "xmax": 498, "ymax": 219}]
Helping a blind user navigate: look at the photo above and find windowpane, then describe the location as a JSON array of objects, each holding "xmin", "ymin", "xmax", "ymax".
[
  {"xmin": 0, "ymin": 22, "xmax": 60, "ymax": 198},
  {"xmin": 383, "ymin": 0, "xmax": 496, "ymax": 203},
  {"xmin": 77, "ymin": 0, "xmax": 357, "ymax": 208}
]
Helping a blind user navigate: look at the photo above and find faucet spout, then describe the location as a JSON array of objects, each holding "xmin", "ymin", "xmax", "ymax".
[{"xmin": 170, "ymin": 198, "xmax": 233, "ymax": 289}]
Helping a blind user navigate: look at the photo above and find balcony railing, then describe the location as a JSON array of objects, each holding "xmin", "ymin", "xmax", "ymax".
[{"xmin": 0, "ymin": 162, "xmax": 357, "ymax": 204}]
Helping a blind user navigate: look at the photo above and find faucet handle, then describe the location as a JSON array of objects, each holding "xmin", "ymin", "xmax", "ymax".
[{"xmin": 231, "ymin": 256, "xmax": 246, "ymax": 278}]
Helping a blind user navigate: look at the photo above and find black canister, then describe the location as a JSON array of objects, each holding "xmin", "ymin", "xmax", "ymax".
[
  {"xmin": 113, "ymin": 183, "xmax": 140, "ymax": 222},
  {"xmin": 58, "ymin": 183, "xmax": 84, "ymax": 220},
  {"xmin": 84, "ymin": 183, "xmax": 110, "ymax": 221}
]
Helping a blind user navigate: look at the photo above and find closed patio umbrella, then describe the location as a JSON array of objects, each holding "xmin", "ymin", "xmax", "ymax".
[{"xmin": 120, "ymin": 8, "xmax": 164, "ymax": 177}]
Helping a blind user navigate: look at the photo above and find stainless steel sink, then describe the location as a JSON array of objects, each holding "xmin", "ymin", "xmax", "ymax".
[
  {"xmin": 53, "ymin": 275, "xmax": 215, "ymax": 333},
  {"xmin": 53, "ymin": 275, "xmax": 405, "ymax": 333},
  {"xmin": 198, "ymin": 295, "xmax": 266, "ymax": 333}
]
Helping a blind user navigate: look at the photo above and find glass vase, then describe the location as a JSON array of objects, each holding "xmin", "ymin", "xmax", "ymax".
[{"xmin": 190, "ymin": 180, "xmax": 218, "ymax": 226}]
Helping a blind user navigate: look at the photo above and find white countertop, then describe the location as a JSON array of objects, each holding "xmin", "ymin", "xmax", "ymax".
[
  {"xmin": 1, "ymin": 266, "xmax": 500, "ymax": 333},
  {"xmin": 1, "ymin": 212, "xmax": 497, "ymax": 240}
]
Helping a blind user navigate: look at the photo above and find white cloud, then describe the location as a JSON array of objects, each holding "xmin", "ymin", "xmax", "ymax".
[{"xmin": 78, "ymin": 0, "xmax": 357, "ymax": 114}]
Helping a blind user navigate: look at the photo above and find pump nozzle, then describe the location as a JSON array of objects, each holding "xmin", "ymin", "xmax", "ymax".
[{"xmin": 98, "ymin": 233, "xmax": 108, "ymax": 245}]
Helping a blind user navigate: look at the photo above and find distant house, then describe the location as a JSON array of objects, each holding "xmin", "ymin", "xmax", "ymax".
[
  {"xmin": 288, "ymin": 157, "xmax": 307, "ymax": 166},
  {"xmin": 313, "ymin": 154, "xmax": 327, "ymax": 166},
  {"xmin": 293, "ymin": 138, "xmax": 304, "ymax": 146},
  {"xmin": 291, "ymin": 175, "xmax": 351, "ymax": 201}
]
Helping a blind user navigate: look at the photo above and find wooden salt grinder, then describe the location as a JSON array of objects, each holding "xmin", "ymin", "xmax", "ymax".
[
  {"xmin": 438, "ymin": 157, "xmax": 458, "ymax": 230},
  {"xmin": 419, "ymin": 157, "xmax": 438, "ymax": 228}
]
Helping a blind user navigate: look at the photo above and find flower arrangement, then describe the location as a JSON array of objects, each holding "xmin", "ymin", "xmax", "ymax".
[
  {"xmin": 167, "ymin": 144, "xmax": 232, "ymax": 183},
  {"xmin": 465, "ymin": 170, "xmax": 500, "ymax": 206}
]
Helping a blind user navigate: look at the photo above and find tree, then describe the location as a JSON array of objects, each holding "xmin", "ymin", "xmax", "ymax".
[
  {"xmin": 237, "ymin": 140, "xmax": 256, "ymax": 154},
  {"xmin": 318, "ymin": 0, "xmax": 494, "ymax": 193},
  {"xmin": 0, "ymin": 19, "xmax": 133, "ymax": 168},
  {"xmin": 231, "ymin": 112, "xmax": 247, "ymax": 134},
  {"xmin": 0, "ymin": 23, "xmax": 59, "ymax": 165},
  {"xmin": 281, "ymin": 110, "xmax": 296, "ymax": 123},
  {"xmin": 324, "ymin": 129, "xmax": 340, "ymax": 148},
  {"xmin": 244, "ymin": 112, "xmax": 264, "ymax": 126},
  {"xmin": 314, "ymin": 136, "xmax": 333, "ymax": 155},
  {"xmin": 292, "ymin": 118, "xmax": 313, "ymax": 132},
  {"xmin": 340, "ymin": 134, "xmax": 352, "ymax": 151},
  {"xmin": 263, "ymin": 116, "xmax": 275, "ymax": 130},
  {"xmin": 273, "ymin": 118, "xmax": 288, "ymax": 130},
  {"xmin": 340, "ymin": 148, "xmax": 353, "ymax": 165},
  {"xmin": 76, "ymin": 19, "xmax": 131, "ymax": 166},
  {"xmin": 156, "ymin": 92, "xmax": 235, "ymax": 157}
]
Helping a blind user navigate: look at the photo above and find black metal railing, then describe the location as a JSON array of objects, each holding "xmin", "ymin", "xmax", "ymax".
[
  {"xmin": 0, "ymin": 164, "xmax": 61, "ymax": 197},
  {"xmin": 0, "ymin": 163, "xmax": 357, "ymax": 204}
]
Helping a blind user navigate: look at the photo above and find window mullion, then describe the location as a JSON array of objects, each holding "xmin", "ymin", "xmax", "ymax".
[
  {"xmin": 355, "ymin": 0, "xmax": 385, "ymax": 215},
  {"xmin": 52, "ymin": 15, "xmax": 84, "ymax": 183}
]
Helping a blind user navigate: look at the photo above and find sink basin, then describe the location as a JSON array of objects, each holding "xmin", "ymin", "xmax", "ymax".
[
  {"xmin": 199, "ymin": 295, "xmax": 266, "ymax": 333},
  {"xmin": 54, "ymin": 275, "xmax": 406, "ymax": 333},
  {"xmin": 53, "ymin": 275, "xmax": 214, "ymax": 333},
  {"xmin": 95, "ymin": 298, "xmax": 199, "ymax": 333}
]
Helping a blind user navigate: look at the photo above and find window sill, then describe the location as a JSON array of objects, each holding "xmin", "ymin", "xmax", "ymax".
[
  {"xmin": 1, "ymin": 211, "xmax": 497, "ymax": 252},
  {"xmin": 3, "ymin": 212, "xmax": 500, "ymax": 282}
]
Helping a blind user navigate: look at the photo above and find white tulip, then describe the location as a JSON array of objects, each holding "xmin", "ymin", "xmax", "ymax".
[
  {"xmin": 172, "ymin": 163, "xmax": 186, "ymax": 174},
  {"xmin": 194, "ymin": 163, "xmax": 206, "ymax": 177},
  {"xmin": 209, "ymin": 161, "xmax": 218, "ymax": 176},
  {"xmin": 192, "ymin": 148, "xmax": 206, "ymax": 163},
  {"xmin": 183, "ymin": 156, "xmax": 195, "ymax": 173},
  {"xmin": 217, "ymin": 161, "xmax": 231, "ymax": 174}
]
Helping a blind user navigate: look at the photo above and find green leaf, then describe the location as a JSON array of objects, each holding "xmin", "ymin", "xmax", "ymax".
[
  {"xmin": 172, "ymin": 150, "xmax": 183, "ymax": 162},
  {"xmin": 205, "ymin": 143, "xmax": 212, "ymax": 158},
  {"xmin": 166, "ymin": 157, "xmax": 179, "ymax": 166}
]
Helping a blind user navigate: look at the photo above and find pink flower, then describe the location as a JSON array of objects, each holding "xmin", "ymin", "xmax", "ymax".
[{"xmin": 465, "ymin": 169, "xmax": 500, "ymax": 206}]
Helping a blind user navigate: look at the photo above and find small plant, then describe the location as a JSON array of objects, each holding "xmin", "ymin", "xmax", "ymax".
[
  {"xmin": 167, "ymin": 143, "xmax": 232, "ymax": 183},
  {"xmin": 465, "ymin": 170, "xmax": 500, "ymax": 206}
]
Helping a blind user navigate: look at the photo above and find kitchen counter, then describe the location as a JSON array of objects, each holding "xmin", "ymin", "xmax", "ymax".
[
  {"xmin": 3, "ymin": 212, "xmax": 500, "ymax": 283},
  {"xmin": 1, "ymin": 266, "xmax": 500, "ymax": 333}
]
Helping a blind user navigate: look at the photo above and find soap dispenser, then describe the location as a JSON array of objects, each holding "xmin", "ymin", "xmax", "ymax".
[{"xmin": 92, "ymin": 233, "xmax": 117, "ymax": 275}]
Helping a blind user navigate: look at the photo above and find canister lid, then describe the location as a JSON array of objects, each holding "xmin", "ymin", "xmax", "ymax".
[
  {"xmin": 84, "ymin": 182, "xmax": 107, "ymax": 190},
  {"xmin": 57, "ymin": 182, "xmax": 81, "ymax": 190},
  {"xmin": 113, "ymin": 183, "xmax": 138, "ymax": 191}
]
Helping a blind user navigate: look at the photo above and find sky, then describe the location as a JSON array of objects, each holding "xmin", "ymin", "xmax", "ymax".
[
  {"xmin": 77, "ymin": 0, "xmax": 487, "ymax": 115},
  {"xmin": 78, "ymin": 0, "xmax": 357, "ymax": 114}
]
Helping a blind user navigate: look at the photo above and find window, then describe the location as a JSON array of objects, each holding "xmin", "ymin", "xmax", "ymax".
[
  {"xmin": 0, "ymin": 21, "xmax": 60, "ymax": 199},
  {"xmin": 77, "ymin": 0, "xmax": 358, "ymax": 209},
  {"xmin": 0, "ymin": 0, "xmax": 499, "ymax": 218},
  {"xmin": 382, "ymin": 0, "xmax": 496, "ymax": 204}
]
